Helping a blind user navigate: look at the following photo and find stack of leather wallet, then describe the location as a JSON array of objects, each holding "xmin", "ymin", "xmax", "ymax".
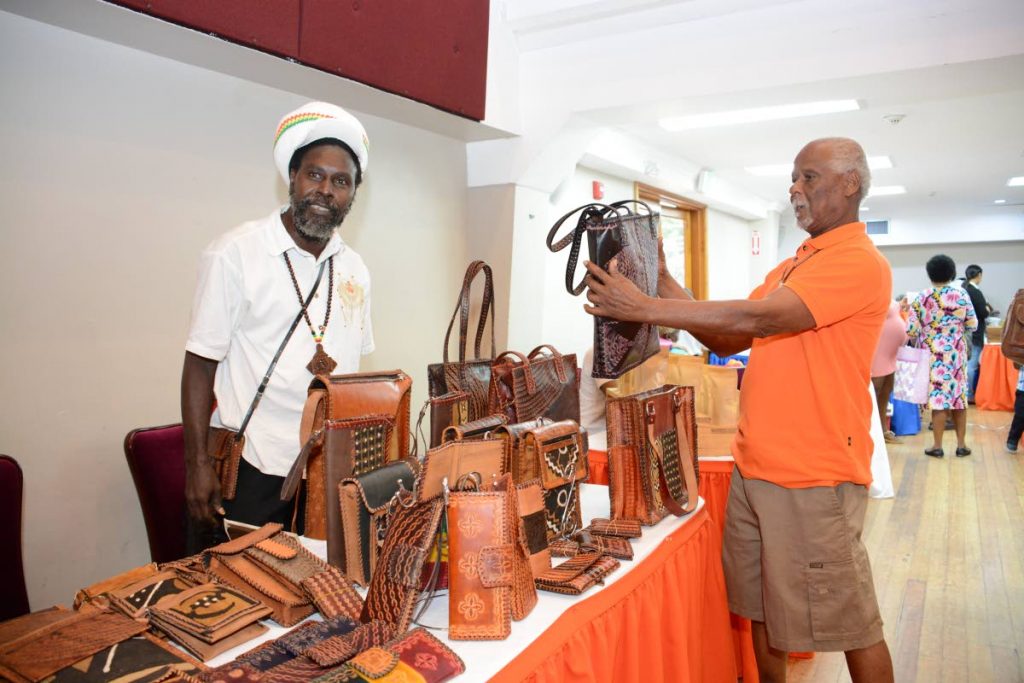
[
  {"xmin": 534, "ymin": 552, "xmax": 621, "ymax": 596},
  {"xmin": 149, "ymin": 583, "xmax": 271, "ymax": 661}
]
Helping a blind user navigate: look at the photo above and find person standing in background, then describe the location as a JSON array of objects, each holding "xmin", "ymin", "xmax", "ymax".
[
  {"xmin": 907, "ymin": 255, "xmax": 977, "ymax": 458},
  {"xmin": 871, "ymin": 300, "xmax": 908, "ymax": 443},
  {"xmin": 1008, "ymin": 364, "xmax": 1024, "ymax": 453},
  {"xmin": 962, "ymin": 264, "xmax": 990, "ymax": 403}
]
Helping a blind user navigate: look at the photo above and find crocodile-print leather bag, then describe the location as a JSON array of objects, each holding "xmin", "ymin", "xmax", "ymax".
[
  {"xmin": 487, "ymin": 346, "xmax": 580, "ymax": 424},
  {"xmin": 547, "ymin": 200, "xmax": 661, "ymax": 379},
  {"xmin": 286, "ymin": 370, "xmax": 413, "ymax": 540},
  {"xmin": 337, "ymin": 459, "xmax": 419, "ymax": 587},
  {"xmin": 428, "ymin": 261, "xmax": 498, "ymax": 422},
  {"xmin": 606, "ymin": 385, "xmax": 700, "ymax": 525}
]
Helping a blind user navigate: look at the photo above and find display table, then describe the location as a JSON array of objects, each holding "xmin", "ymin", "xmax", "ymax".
[
  {"xmin": 207, "ymin": 485, "xmax": 737, "ymax": 682},
  {"xmin": 976, "ymin": 343, "xmax": 1017, "ymax": 411}
]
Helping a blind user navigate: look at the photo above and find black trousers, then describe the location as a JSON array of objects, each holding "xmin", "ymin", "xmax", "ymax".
[
  {"xmin": 1010, "ymin": 390, "xmax": 1024, "ymax": 447},
  {"xmin": 185, "ymin": 457, "xmax": 306, "ymax": 555}
]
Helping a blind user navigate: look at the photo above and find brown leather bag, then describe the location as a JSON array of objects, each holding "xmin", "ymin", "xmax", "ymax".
[
  {"xmin": 283, "ymin": 370, "xmax": 413, "ymax": 540},
  {"xmin": 487, "ymin": 346, "xmax": 580, "ymax": 424},
  {"xmin": 1003, "ymin": 288, "xmax": 1024, "ymax": 364},
  {"xmin": 606, "ymin": 385, "xmax": 700, "ymax": 525},
  {"xmin": 426, "ymin": 390, "xmax": 470, "ymax": 448},
  {"xmin": 148, "ymin": 583, "xmax": 271, "ymax": 661},
  {"xmin": 428, "ymin": 261, "xmax": 498, "ymax": 422},
  {"xmin": 441, "ymin": 414, "xmax": 508, "ymax": 444},
  {"xmin": 534, "ymin": 552, "xmax": 621, "ymax": 596}
]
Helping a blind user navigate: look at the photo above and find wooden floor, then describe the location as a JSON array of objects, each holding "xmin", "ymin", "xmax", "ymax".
[{"xmin": 788, "ymin": 407, "xmax": 1024, "ymax": 683}]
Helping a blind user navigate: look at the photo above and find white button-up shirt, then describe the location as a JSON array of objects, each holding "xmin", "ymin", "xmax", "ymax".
[{"xmin": 186, "ymin": 209, "xmax": 374, "ymax": 475}]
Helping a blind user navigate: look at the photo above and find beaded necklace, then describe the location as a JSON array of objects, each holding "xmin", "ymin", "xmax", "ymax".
[{"xmin": 284, "ymin": 252, "xmax": 337, "ymax": 375}]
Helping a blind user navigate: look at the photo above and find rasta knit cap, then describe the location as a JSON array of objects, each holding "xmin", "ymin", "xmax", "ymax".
[{"xmin": 273, "ymin": 101, "xmax": 369, "ymax": 183}]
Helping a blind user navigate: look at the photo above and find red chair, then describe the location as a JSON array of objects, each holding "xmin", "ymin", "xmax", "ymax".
[
  {"xmin": 124, "ymin": 424, "xmax": 187, "ymax": 563},
  {"xmin": 0, "ymin": 455, "xmax": 30, "ymax": 621}
]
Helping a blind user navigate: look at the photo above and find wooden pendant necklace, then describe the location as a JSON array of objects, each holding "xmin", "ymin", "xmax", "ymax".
[{"xmin": 284, "ymin": 252, "xmax": 337, "ymax": 375}]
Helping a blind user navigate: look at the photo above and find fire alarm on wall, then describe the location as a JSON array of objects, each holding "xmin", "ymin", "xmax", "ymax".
[{"xmin": 592, "ymin": 181, "xmax": 605, "ymax": 200}]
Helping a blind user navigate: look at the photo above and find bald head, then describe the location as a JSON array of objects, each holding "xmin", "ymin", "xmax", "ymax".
[{"xmin": 789, "ymin": 137, "xmax": 870, "ymax": 236}]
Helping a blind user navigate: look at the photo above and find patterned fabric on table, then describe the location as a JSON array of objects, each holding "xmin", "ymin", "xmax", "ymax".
[{"xmin": 907, "ymin": 285, "xmax": 978, "ymax": 409}]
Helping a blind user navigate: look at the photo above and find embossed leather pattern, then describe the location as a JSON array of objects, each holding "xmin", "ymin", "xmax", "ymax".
[
  {"xmin": 487, "ymin": 347, "xmax": 580, "ymax": 425},
  {"xmin": 606, "ymin": 385, "xmax": 699, "ymax": 525},
  {"xmin": 338, "ymin": 459, "xmax": 419, "ymax": 586},
  {"xmin": 447, "ymin": 490, "xmax": 511, "ymax": 640},
  {"xmin": 361, "ymin": 498, "xmax": 443, "ymax": 633},
  {"xmin": 245, "ymin": 532, "xmax": 329, "ymax": 590},
  {"xmin": 546, "ymin": 201, "xmax": 661, "ymax": 379},
  {"xmin": 107, "ymin": 570, "xmax": 195, "ymax": 619},
  {"xmin": 535, "ymin": 552, "xmax": 621, "ymax": 596},
  {"xmin": 388, "ymin": 628, "xmax": 465, "ymax": 683}
]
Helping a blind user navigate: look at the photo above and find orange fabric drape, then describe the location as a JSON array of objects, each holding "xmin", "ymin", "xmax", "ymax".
[
  {"xmin": 699, "ymin": 458, "xmax": 759, "ymax": 683},
  {"xmin": 588, "ymin": 449, "xmax": 609, "ymax": 486},
  {"xmin": 490, "ymin": 507, "xmax": 737, "ymax": 683},
  {"xmin": 976, "ymin": 343, "xmax": 1017, "ymax": 411}
]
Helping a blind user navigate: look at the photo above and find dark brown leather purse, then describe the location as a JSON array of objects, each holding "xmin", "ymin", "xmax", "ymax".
[
  {"xmin": 547, "ymin": 200, "xmax": 661, "ymax": 379},
  {"xmin": 606, "ymin": 385, "xmax": 700, "ymax": 525},
  {"xmin": 487, "ymin": 346, "xmax": 580, "ymax": 424},
  {"xmin": 1002, "ymin": 288, "xmax": 1024, "ymax": 364},
  {"xmin": 428, "ymin": 261, "xmax": 498, "ymax": 422}
]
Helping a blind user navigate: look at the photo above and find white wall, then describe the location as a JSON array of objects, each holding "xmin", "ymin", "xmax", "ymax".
[
  {"xmin": 880, "ymin": 242, "xmax": 1024, "ymax": 317},
  {"xmin": 869, "ymin": 207, "xmax": 1024, "ymax": 247},
  {"xmin": 0, "ymin": 11, "xmax": 470, "ymax": 608}
]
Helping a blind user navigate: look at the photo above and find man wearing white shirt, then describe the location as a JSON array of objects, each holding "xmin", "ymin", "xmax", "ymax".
[{"xmin": 181, "ymin": 102, "xmax": 373, "ymax": 546}]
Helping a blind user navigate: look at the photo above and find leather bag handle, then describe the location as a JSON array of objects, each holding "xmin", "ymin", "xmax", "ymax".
[
  {"xmin": 441, "ymin": 261, "xmax": 496, "ymax": 364},
  {"xmin": 643, "ymin": 389, "xmax": 698, "ymax": 516},
  {"xmin": 545, "ymin": 203, "xmax": 636, "ymax": 296},
  {"xmin": 527, "ymin": 344, "xmax": 568, "ymax": 383},
  {"xmin": 493, "ymin": 350, "xmax": 537, "ymax": 395}
]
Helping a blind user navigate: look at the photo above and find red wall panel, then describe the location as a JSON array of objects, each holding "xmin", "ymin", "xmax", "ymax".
[
  {"xmin": 105, "ymin": 0, "xmax": 489, "ymax": 121},
  {"xmin": 110, "ymin": 1, "xmax": 301, "ymax": 57}
]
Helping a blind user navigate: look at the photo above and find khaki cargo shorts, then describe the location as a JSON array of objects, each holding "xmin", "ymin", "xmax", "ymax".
[{"xmin": 722, "ymin": 469, "xmax": 884, "ymax": 652}]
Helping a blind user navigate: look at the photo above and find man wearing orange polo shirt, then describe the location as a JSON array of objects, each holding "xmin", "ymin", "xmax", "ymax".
[{"xmin": 583, "ymin": 137, "xmax": 894, "ymax": 683}]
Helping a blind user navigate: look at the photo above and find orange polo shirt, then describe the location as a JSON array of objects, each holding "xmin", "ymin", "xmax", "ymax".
[{"xmin": 732, "ymin": 222, "xmax": 891, "ymax": 488}]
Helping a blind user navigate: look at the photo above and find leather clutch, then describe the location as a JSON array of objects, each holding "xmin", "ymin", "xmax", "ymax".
[
  {"xmin": 205, "ymin": 524, "xmax": 315, "ymax": 626},
  {"xmin": 337, "ymin": 459, "xmax": 419, "ymax": 586},
  {"xmin": 149, "ymin": 583, "xmax": 270, "ymax": 661},
  {"xmin": 535, "ymin": 552, "xmax": 621, "ymax": 596},
  {"xmin": 107, "ymin": 570, "xmax": 196, "ymax": 619}
]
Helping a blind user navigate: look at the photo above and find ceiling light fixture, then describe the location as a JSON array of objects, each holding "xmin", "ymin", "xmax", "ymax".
[
  {"xmin": 861, "ymin": 207, "xmax": 870, "ymax": 211},
  {"xmin": 745, "ymin": 155, "xmax": 893, "ymax": 177},
  {"xmin": 867, "ymin": 186, "xmax": 906, "ymax": 197},
  {"xmin": 659, "ymin": 99, "xmax": 860, "ymax": 132},
  {"xmin": 1008, "ymin": 176, "xmax": 1024, "ymax": 187},
  {"xmin": 994, "ymin": 199, "xmax": 1007, "ymax": 204}
]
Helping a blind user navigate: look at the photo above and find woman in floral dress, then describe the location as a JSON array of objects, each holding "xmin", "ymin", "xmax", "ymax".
[{"xmin": 907, "ymin": 254, "xmax": 978, "ymax": 457}]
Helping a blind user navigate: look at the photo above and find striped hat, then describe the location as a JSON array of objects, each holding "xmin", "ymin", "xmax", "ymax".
[{"xmin": 273, "ymin": 101, "xmax": 369, "ymax": 183}]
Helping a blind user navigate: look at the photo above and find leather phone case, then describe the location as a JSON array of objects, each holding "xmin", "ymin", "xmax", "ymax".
[{"xmin": 337, "ymin": 459, "xmax": 419, "ymax": 586}]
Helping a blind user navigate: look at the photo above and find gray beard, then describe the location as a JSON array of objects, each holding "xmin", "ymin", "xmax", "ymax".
[{"xmin": 291, "ymin": 195, "xmax": 351, "ymax": 243}]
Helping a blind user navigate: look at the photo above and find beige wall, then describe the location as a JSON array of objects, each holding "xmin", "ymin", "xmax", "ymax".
[{"xmin": 0, "ymin": 11, "xmax": 469, "ymax": 608}]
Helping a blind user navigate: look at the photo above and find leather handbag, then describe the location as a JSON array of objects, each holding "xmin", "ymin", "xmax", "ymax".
[
  {"xmin": 205, "ymin": 523, "xmax": 316, "ymax": 626},
  {"xmin": 149, "ymin": 583, "xmax": 271, "ymax": 661},
  {"xmin": 337, "ymin": 459, "xmax": 420, "ymax": 587},
  {"xmin": 361, "ymin": 497, "xmax": 445, "ymax": 634},
  {"xmin": 606, "ymin": 385, "xmax": 700, "ymax": 525},
  {"xmin": 416, "ymin": 439, "xmax": 506, "ymax": 503},
  {"xmin": 428, "ymin": 261, "xmax": 498, "ymax": 422},
  {"xmin": 547, "ymin": 200, "xmax": 661, "ymax": 379},
  {"xmin": 534, "ymin": 552, "xmax": 621, "ymax": 596},
  {"xmin": 1002, "ymin": 288, "xmax": 1024, "ymax": 364},
  {"xmin": 487, "ymin": 346, "xmax": 580, "ymax": 424},
  {"xmin": 426, "ymin": 390, "xmax": 470, "ymax": 448},
  {"xmin": 497, "ymin": 418, "xmax": 588, "ymax": 541},
  {"xmin": 285, "ymin": 370, "xmax": 413, "ymax": 540}
]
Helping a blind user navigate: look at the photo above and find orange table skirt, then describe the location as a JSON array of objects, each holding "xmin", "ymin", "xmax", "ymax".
[
  {"xmin": 490, "ymin": 505, "xmax": 737, "ymax": 683},
  {"xmin": 976, "ymin": 343, "xmax": 1017, "ymax": 411}
]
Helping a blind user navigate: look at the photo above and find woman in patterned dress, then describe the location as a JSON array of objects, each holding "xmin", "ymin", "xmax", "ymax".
[{"xmin": 907, "ymin": 254, "xmax": 978, "ymax": 457}]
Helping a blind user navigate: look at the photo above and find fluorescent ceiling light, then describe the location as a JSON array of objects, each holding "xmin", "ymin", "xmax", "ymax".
[
  {"xmin": 861, "ymin": 207, "xmax": 870, "ymax": 211},
  {"xmin": 660, "ymin": 99, "xmax": 860, "ymax": 132},
  {"xmin": 745, "ymin": 155, "xmax": 893, "ymax": 177},
  {"xmin": 994, "ymin": 199, "xmax": 1007, "ymax": 204},
  {"xmin": 1008, "ymin": 176, "xmax": 1024, "ymax": 187},
  {"xmin": 868, "ymin": 185, "xmax": 906, "ymax": 197}
]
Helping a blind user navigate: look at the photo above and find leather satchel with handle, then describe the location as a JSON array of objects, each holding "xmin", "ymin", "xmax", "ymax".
[
  {"xmin": 547, "ymin": 200, "xmax": 661, "ymax": 379},
  {"xmin": 487, "ymin": 345, "xmax": 580, "ymax": 424},
  {"xmin": 1003, "ymin": 288, "xmax": 1024, "ymax": 364},
  {"xmin": 282, "ymin": 370, "xmax": 412, "ymax": 541},
  {"xmin": 606, "ymin": 385, "xmax": 700, "ymax": 525},
  {"xmin": 428, "ymin": 261, "xmax": 498, "ymax": 422}
]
